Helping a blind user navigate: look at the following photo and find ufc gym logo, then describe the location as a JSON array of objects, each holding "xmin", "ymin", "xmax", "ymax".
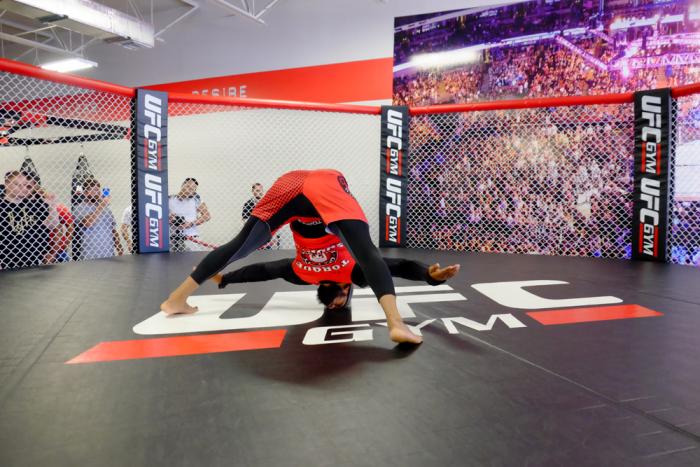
[
  {"xmin": 635, "ymin": 93, "xmax": 668, "ymax": 260},
  {"xmin": 144, "ymin": 174, "xmax": 164, "ymax": 248},
  {"xmin": 132, "ymin": 280, "xmax": 633, "ymax": 346},
  {"xmin": 640, "ymin": 95, "xmax": 662, "ymax": 177},
  {"xmin": 140, "ymin": 91, "xmax": 167, "ymax": 250},
  {"xmin": 67, "ymin": 280, "xmax": 661, "ymax": 363},
  {"xmin": 384, "ymin": 109, "xmax": 405, "ymax": 244},
  {"xmin": 143, "ymin": 94, "xmax": 163, "ymax": 171}
]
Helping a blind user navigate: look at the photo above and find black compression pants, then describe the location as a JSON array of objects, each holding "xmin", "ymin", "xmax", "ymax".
[{"xmin": 189, "ymin": 196, "xmax": 395, "ymax": 299}]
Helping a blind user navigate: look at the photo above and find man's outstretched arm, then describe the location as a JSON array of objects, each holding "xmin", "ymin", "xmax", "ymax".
[
  {"xmin": 387, "ymin": 258, "xmax": 460, "ymax": 284},
  {"xmin": 215, "ymin": 258, "xmax": 307, "ymax": 287},
  {"xmin": 351, "ymin": 258, "xmax": 460, "ymax": 286}
]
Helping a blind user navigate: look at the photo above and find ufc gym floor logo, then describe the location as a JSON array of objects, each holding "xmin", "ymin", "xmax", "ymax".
[{"xmin": 67, "ymin": 281, "xmax": 663, "ymax": 364}]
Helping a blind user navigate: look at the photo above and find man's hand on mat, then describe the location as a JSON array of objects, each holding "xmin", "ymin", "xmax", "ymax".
[{"xmin": 428, "ymin": 263, "xmax": 460, "ymax": 281}]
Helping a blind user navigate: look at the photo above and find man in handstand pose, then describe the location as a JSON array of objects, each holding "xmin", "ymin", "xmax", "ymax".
[
  {"xmin": 161, "ymin": 169, "xmax": 440, "ymax": 344},
  {"xmin": 209, "ymin": 216, "xmax": 460, "ymax": 311}
]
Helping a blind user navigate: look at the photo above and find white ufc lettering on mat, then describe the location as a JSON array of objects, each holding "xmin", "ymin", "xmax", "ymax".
[{"xmin": 133, "ymin": 281, "xmax": 621, "ymax": 336}]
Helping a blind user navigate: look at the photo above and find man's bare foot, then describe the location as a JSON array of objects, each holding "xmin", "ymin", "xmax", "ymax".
[
  {"xmin": 388, "ymin": 324, "xmax": 423, "ymax": 345},
  {"xmin": 160, "ymin": 297, "xmax": 198, "ymax": 316}
]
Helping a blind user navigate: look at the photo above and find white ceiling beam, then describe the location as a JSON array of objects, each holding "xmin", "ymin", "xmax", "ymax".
[
  {"xmin": 127, "ymin": 0, "xmax": 145, "ymax": 21},
  {"xmin": 14, "ymin": 25, "xmax": 54, "ymax": 37},
  {"xmin": 0, "ymin": 18, "xmax": 53, "ymax": 39},
  {"xmin": 12, "ymin": 36, "xmax": 53, "ymax": 60},
  {"xmin": 0, "ymin": 30, "xmax": 80, "ymax": 56},
  {"xmin": 214, "ymin": 0, "xmax": 265, "ymax": 24},
  {"xmin": 154, "ymin": 0, "xmax": 199, "ymax": 39},
  {"xmin": 48, "ymin": 28, "xmax": 63, "ymax": 47},
  {"xmin": 71, "ymin": 35, "xmax": 97, "ymax": 54},
  {"xmin": 10, "ymin": 0, "xmax": 155, "ymax": 48},
  {"xmin": 255, "ymin": 0, "xmax": 280, "ymax": 19}
]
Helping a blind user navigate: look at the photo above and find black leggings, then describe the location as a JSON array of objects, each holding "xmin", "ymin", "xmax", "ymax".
[
  {"xmin": 189, "ymin": 198, "xmax": 395, "ymax": 299},
  {"xmin": 191, "ymin": 194, "xmax": 316, "ymax": 284},
  {"xmin": 327, "ymin": 220, "xmax": 395, "ymax": 299},
  {"xmin": 190, "ymin": 216, "xmax": 272, "ymax": 284}
]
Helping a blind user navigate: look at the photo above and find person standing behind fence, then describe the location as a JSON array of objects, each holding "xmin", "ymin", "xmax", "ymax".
[
  {"xmin": 0, "ymin": 171, "xmax": 55, "ymax": 269},
  {"xmin": 120, "ymin": 205, "xmax": 134, "ymax": 254},
  {"xmin": 26, "ymin": 178, "xmax": 60, "ymax": 265},
  {"xmin": 72, "ymin": 178, "xmax": 123, "ymax": 260},
  {"xmin": 169, "ymin": 178, "xmax": 211, "ymax": 252},
  {"xmin": 242, "ymin": 182, "xmax": 280, "ymax": 249},
  {"xmin": 241, "ymin": 182, "xmax": 264, "ymax": 221},
  {"xmin": 47, "ymin": 202, "xmax": 74, "ymax": 263}
]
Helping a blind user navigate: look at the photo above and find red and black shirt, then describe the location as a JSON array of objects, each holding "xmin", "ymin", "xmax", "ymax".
[{"xmin": 219, "ymin": 220, "xmax": 443, "ymax": 288}]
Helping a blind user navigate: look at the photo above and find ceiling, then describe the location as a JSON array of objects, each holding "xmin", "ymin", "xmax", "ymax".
[
  {"xmin": 0, "ymin": 0, "xmax": 287, "ymax": 65},
  {"xmin": 0, "ymin": 0, "xmax": 513, "ymax": 87}
]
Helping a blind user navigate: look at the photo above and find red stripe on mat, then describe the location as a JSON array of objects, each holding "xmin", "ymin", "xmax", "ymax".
[
  {"xmin": 526, "ymin": 304, "xmax": 663, "ymax": 325},
  {"xmin": 67, "ymin": 330, "xmax": 286, "ymax": 364}
]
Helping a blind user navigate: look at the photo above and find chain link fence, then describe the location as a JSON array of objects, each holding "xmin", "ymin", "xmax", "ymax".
[
  {"xmin": 668, "ymin": 94, "xmax": 700, "ymax": 266},
  {"xmin": 2, "ymin": 64, "xmax": 698, "ymax": 269},
  {"xmin": 166, "ymin": 101, "xmax": 380, "ymax": 252},
  {"xmin": 407, "ymin": 104, "xmax": 635, "ymax": 259},
  {"xmin": 0, "ymin": 71, "xmax": 133, "ymax": 270}
]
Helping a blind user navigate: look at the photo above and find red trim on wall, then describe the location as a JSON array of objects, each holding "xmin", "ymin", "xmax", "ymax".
[
  {"xmin": 147, "ymin": 58, "xmax": 394, "ymax": 104},
  {"xmin": 2, "ymin": 56, "xmax": 700, "ymax": 116},
  {"xmin": 168, "ymin": 92, "xmax": 381, "ymax": 114}
]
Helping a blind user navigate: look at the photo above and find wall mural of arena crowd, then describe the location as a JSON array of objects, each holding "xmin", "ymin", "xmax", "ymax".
[{"xmin": 394, "ymin": 0, "xmax": 700, "ymax": 266}]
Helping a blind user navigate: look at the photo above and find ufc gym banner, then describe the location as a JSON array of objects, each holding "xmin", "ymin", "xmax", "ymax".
[
  {"xmin": 379, "ymin": 106, "xmax": 409, "ymax": 247},
  {"xmin": 632, "ymin": 88, "xmax": 672, "ymax": 262},
  {"xmin": 136, "ymin": 89, "xmax": 170, "ymax": 253}
]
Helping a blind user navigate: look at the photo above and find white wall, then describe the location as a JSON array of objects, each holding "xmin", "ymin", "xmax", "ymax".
[
  {"xmin": 167, "ymin": 106, "xmax": 380, "ymax": 247},
  {"xmin": 78, "ymin": 0, "xmax": 518, "ymax": 87},
  {"xmin": 0, "ymin": 106, "xmax": 379, "ymax": 251}
]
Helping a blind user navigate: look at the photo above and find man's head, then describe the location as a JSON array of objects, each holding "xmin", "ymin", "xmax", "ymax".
[
  {"xmin": 252, "ymin": 183, "xmax": 264, "ymax": 200},
  {"xmin": 4, "ymin": 171, "xmax": 33, "ymax": 201},
  {"xmin": 180, "ymin": 178, "xmax": 199, "ymax": 198},
  {"xmin": 82, "ymin": 177, "xmax": 102, "ymax": 201},
  {"xmin": 317, "ymin": 282, "xmax": 352, "ymax": 310}
]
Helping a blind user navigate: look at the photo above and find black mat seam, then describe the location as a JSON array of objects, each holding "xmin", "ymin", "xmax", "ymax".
[
  {"xmin": 635, "ymin": 292, "xmax": 700, "ymax": 309},
  {"xmin": 541, "ymin": 275, "xmax": 700, "ymax": 308},
  {"xmin": 0, "ymin": 297, "xmax": 84, "ymax": 410},
  {"xmin": 455, "ymin": 329, "xmax": 700, "ymax": 447}
]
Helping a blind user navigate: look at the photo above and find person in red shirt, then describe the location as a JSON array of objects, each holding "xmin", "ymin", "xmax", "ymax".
[
  {"xmin": 47, "ymin": 203, "xmax": 74, "ymax": 263},
  {"xmin": 210, "ymin": 218, "xmax": 460, "ymax": 310},
  {"xmin": 161, "ymin": 169, "xmax": 427, "ymax": 344}
]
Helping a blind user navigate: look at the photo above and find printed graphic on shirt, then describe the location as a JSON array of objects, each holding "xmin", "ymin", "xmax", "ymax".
[
  {"xmin": 337, "ymin": 175, "xmax": 353, "ymax": 198},
  {"xmin": 300, "ymin": 246, "xmax": 338, "ymax": 266}
]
